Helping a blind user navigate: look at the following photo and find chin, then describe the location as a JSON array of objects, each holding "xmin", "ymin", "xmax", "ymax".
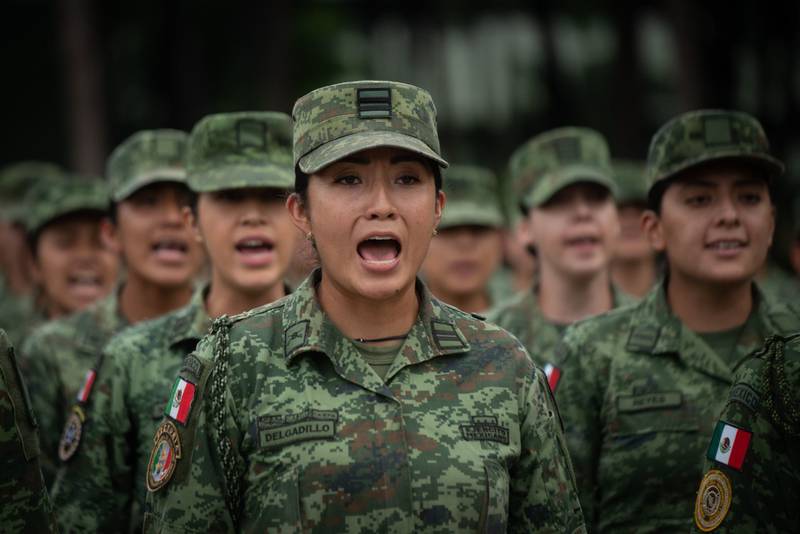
[{"xmin": 353, "ymin": 272, "xmax": 414, "ymax": 301}]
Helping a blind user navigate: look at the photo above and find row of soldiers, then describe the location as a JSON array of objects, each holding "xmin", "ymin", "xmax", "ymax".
[{"xmin": 1, "ymin": 86, "xmax": 799, "ymax": 532}]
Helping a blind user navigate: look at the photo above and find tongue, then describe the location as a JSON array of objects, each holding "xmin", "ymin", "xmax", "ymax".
[{"xmin": 359, "ymin": 241, "xmax": 398, "ymax": 261}]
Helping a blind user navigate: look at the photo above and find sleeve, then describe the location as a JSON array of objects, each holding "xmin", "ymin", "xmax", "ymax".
[
  {"xmin": 552, "ymin": 334, "xmax": 607, "ymax": 532},
  {"xmin": 143, "ymin": 331, "xmax": 243, "ymax": 534},
  {"xmin": 509, "ymin": 358, "xmax": 587, "ymax": 534},
  {"xmin": 51, "ymin": 344, "xmax": 134, "ymax": 532}
]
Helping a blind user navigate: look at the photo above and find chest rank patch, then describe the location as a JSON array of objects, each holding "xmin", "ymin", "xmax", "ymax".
[
  {"xmin": 459, "ymin": 415, "xmax": 510, "ymax": 445},
  {"xmin": 147, "ymin": 419, "xmax": 182, "ymax": 492},
  {"xmin": 707, "ymin": 421, "xmax": 751, "ymax": 471},
  {"xmin": 543, "ymin": 363, "xmax": 562, "ymax": 392},
  {"xmin": 58, "ymin": 405, "xmax": 86, "ymax": 462},
  {"xmin": 694, "ymin": 469, "xmax": 732, "ymax": 532},
  {"xmin": 252, "ymin": 409, "xmax": 338, "ymax": 449}
]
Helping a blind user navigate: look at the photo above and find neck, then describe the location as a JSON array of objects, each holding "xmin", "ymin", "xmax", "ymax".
[
  {"xmin": 428, "ymin": 285, "xmax": 490, "ymax": 314},
  {"xmin": 205, "ymin": 275, "xmax": 286, "ymax": 319},
  {"xmin": 538, "ymin": 264, "xmax": 614, "ymax": 324},
  {"xmin": 119, "ymin": 273, "xmax": 194, "ymax": 324},
  {"xmin": 317, "ymin": 272, "xmax": 419, "ymax": 341},
  {"xmin": 512, "ymin": 269, "xmax": 534, "ymax": 293},
  {"xmin": 611, "ymin": 257, "xmax": 658, "ymax": 298},
  {"xmin": 667, "ymin": 273, "xmax": 753, "ymax": 333}
]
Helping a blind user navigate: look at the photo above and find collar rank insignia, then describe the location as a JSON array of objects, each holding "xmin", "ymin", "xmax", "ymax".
[
  {"xmin": 58, "ymin": 405, "xmax": 86, "ymax": 462},
  {"xmin": 165, "ymin": 377, "xmax": 196, "ymax": 425},
  {"xmin": 694, "ymin": 469, "xmax": 732, "ymax": 532},
  {"xmin": 543, "ymin": 363, "xmax": 562, "ymax": 392},
  {"xmin": 146, "ymin": 419, "xmax": 183, "ymax": 492},
  {"xmin": 75, "ymin": 368, "xmax": 97, "ymax": 404}
]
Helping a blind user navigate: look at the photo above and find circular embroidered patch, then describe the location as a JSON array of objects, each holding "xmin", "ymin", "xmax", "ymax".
[
  {"xmin": 146, "ymin": 420, "xmax": 182, "ymax": 492},
  {"xmin": 58, "ymin": 406, "xmax": 85, "ymax": 462},
  {"xmin": 694, "ymin": 469, "xmax": 733, "ymax": 532}
]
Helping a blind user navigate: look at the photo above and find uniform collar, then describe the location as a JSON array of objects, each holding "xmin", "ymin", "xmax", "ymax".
[
  {"xmin": 166, "ymin": 284, "xmax": 212, "ymax": 350},
  {"xmin": 74, "ymin": 285, "xmax": 128, "ymax": 351}
]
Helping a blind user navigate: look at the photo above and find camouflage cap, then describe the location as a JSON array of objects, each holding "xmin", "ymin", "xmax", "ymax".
[
  {"xmin": 509, "ymin": 127, "xmax": 616, "ymax": 210},
  {"xmin": 23, "ymin": 174, "xmax": 110, "ymax": 235},
  {"xmin": 0, "ymin": 161, "xmax": 64, "ymax": 222},
  {"xmin": 292, "ymin": 80, "xmax": 448, "ymax": 175},
  {"xmin": 187, "ymin": 111, "xmax": 294, "ymax": 193},
  {"xmin": 612, "ymin": 159, "xmax": 648, "ymax": 205},
  {"xmin": 646, "ymin": 109, "xmax": 784, "ymax": 195},
  {"xmin": 107, "ymin": 129, "xmax": 188, "ymax": 201},
  {"xmin": 439, "ymin": 165, "xmax": 505, "ymax": 230}
]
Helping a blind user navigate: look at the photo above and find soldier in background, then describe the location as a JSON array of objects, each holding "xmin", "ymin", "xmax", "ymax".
[
  {"xmin": 20, "ymin": 129, "xmax": 204, "ymax": 485},
  {"xmin": 52, "ymin": 112, "xmax": 298, "ymax": 533},
  {"xmin": 610, "ymin": 159, "xmax": 659, "ymax": 298},
  {"xmin": 489, "ymin": 127, "xmax": 630, "ymax": 371},
  {"xmin": 421, "ymin": 164, "xmax": 505, "ymax": 313},
  {"xmin": 0, "ymin": 329, "xmax": 56, "ymax": 533},
  {"xmin": 550, "ymin": 109, "xmax": 800, "ymax": 531}
]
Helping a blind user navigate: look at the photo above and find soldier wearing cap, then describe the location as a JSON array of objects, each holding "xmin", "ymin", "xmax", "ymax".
[
  {"xmin": 610, "ymin": 159, "xmax": 659, "ymax": 298},
  {"xmin": 549, "ymin": 109, "xmax": 800, "ymax": 532},
  {"xmin": 51, "ymin": 112, "xmax": 299, "ymax": 533},
  {"xmin": 421, "ymin": 164, "xmax": 505, "ymax": 313},
  {"xmin": 144, "ymin": 81, "xmax": 585, "ymax": 533},
  {"xmin": 20, "ymin": 129, "xmax": 204, "ymax": 485},
  {"xmin": 489, "ymin": 127, "xmax": 631, "ymax": 372}
]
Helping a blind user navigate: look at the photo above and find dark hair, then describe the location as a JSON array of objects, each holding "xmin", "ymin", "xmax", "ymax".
[{"xmin": 27, "ymin": 209, "xmax": 108, "ymax": 260}]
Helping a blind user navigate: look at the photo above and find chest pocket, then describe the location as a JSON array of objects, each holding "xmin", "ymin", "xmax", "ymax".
[{"xmin": 608, "ymin": 391, "xmax": 701, "ymax": 436}]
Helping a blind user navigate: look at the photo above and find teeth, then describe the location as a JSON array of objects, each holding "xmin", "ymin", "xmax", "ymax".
[
  {"xmin": 368, "ymin": 236, "xmax": 394, "ymax": 241},
  {"xmin": 710, "ymin": 241, "xmax": 743, "ymax": 250}
]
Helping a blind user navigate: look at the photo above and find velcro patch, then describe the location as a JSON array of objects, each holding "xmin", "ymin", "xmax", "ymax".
[
  {"xmin": 703, "ymin": 117, "xmax": 735, "ymax": 147},
  {"xmin": 617, "ymin": 391, "xmax": 682, "ymax": 412},
  {"xmin": 626, "ymin": 325, "xmax": 660, "ymax": 353},
  {"xmin": 357, "ymin": 88, "xmax": 392, "ymax": 119},
  {"xmin": 252, "ymin": 409, "xmax": 338, "ymax": 449},
  {"xmin": 729, "ymin": 383, "xmax": 759, "ymax": 413},
  {"xmin": 460, "ymin": 415, "xmax": 510, "ymax": 445},
  {"xmin": 431, "ymin": 320, "xmax": 468, "ymax": 351},
  {"xmin": 284, "ymin": 320, "xmax": 310, "ymax": 357}
]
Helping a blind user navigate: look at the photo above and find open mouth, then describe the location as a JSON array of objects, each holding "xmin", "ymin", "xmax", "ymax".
[
  {"xmin": 705, "ymin": 239, "xmax": 747, "ymax": 251},
  {"xmin": 357, "ymin": 236, "xmax": 401, "ymax": 264},
  {"xmin": 564, "ymin": 236, "xmax": 600, "ymax": 247},
  {"xmin": 67, "ymin": 273, "xmax": 104, "ymax": 299},
  {"xmin": 152, "ymin": 239, "xmax": 189, "ymax": 254},
  {"xmin": 235, "ymin": 238, "xmax": 274, "ymax": 255}
]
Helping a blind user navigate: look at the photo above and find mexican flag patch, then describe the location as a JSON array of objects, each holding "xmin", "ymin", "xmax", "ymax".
[
  {"xmin": 75, "ymin": 369, "xmax": 96, "ymax": 403},
  {"xmin": 543, "ymin": 363, "xmax": 561, "ymax": 392},
  {"xmin": 707, "ymin": 421, "xmax": 751, "ymax": 470},
  {"xmin": 165, "ymin": 377, "xmax": 196, "ymax": 425}
]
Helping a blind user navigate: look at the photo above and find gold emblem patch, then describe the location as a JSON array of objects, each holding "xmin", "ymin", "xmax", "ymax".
[
  {"xmin": 58, "ymin": 406, "xmax": 86, "ymax": 462},
  {"xmin": 694, "ymin": 469, "xmax": 732, "ymax": 532},
  {"xmin": 146, "ymin": 420, "xmax": 183, "ymax": 492}
]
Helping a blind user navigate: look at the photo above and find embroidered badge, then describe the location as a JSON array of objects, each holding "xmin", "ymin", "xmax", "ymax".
[
  {"xmin": 707, "ymin": 421, "xmax": 751, "ymax": 471},
  {"xmin": 617, "ymin": 391, "xmax": 683, "ymax": 413},
  {"xmin": 165, "ymin": 377, "xmax": 196, "ymax": 425},
  {"xmin": 252, "ymin": 409, "xmax": 338, "ymax": 449},
  {"xmin": 58, "ymin": 406, "xmax": 86, "ymax": 462},
  {"xmin": 75, "ymin": 369, "xmax": 97, "ymax": 403},
  {"xmin": 543, "ymin": 363, "xmax": 561, "ymax": 392},
  {"xmin": 459, "ymin": 415, "xmax": 510, "ymax": 445},
  {"xmin": 729, "ymin": 384, "xmax": 759, "ymax": 413},
  {"xmin": 146, "ymin": 420, "xmax": 182, "ymax": 492},
  {"xmin": 694, "ymin": 469, "xmax": 732, "ymax": 532}
]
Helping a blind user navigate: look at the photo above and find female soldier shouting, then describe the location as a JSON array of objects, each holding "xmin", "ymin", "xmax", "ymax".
[{"xmin": 144, "ymin": 81, "xmax": 585, "ymax": 533}]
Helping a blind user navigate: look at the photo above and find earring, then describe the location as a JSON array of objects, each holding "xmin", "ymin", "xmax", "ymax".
[
  {"xmin": 432, "ymin": 228, "xmax": 438, "ymax": 236},
  {"xmin": 306, "ymin": 232, "xmax": 313, "ymax": 241}
]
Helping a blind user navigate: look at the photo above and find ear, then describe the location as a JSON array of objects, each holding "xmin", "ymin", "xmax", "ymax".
[
  {"xmin": 286, "ymin": 193, "xmax": 311, "ymax": 236},
  {"xmin": 182, "ymin": 206, "xmax": 203, "ymax": 244},
  {"xmin": 100, "ymin": 218, "xmax": 122, "ymax": 254},
  {"xmin": 518, "ymin": 213, "xmax": 535, "ymax": 247},
  {"xmin": 433, "ymin": 190, "xmax": 446, "ymax": 228},
  {"xmin": 642, "ymin": 210, "xmax": 666, "ymax": 252}
]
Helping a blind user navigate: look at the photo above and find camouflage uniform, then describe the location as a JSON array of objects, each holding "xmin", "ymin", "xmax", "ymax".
[
  {"xmin": 691, "ymin": 333, "xmax": 800, "ymax": 532},
  {"xmin": 549, "ymin": 110, "xmax": 792, "ymax": 532},
  {"xmin": 489, "ymin": 127, "xmax": 628, "ymax": 371},
  {"xmin": 19, "ymin": 129, "xmax": 189, "ymax": 486},
  {"xmin": 0, "ymin": 329, "xmax": 56, "ymax": 533},
  {"xmin": 144, "ymin": 81, "xmax": 585, "ymax": 533},
  {"xmin": 51, "ymin": 112, "xmax": 295, "ymax": 533}
]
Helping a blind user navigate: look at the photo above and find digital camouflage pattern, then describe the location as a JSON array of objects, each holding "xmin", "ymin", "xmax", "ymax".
[
  {"xmin": 187, "ymin": 111, "xmax": 294, "ymax": 192},
  {"xmin": 611, "ymin": 159, "xmax": 648, "ymax": 205},
  {"xmin": 22, "ymin": 173, "xmax": 110, "ymax": 235},
  {"xmin": 508, "ymin": 127, "xmax": 617, "ymax": 210},
  {"xmin": 144, "ymin": 271, "xmax": 586, "ymax": 533},
  {"xmin": 20, "ymin": 290, "xmax": 128, "ymax": 485},
  {"xmin": 107, "ymin": 129, "xmax": 188, "ymax": 201},
  {"xmin": 0, "ymin": 272, "xmax": 41, "ymax": 350},
  {"xmin": 292, "ymin": 80, "xmax": 448, "ymax": 174},
  {"xmin": 757, "ymin": 264, "xmax": 800, "ymax": 303},
  {"xmin": 488, "ymin": 284, "xmax": 633, "ymax": 369},
  {"xmin": 0, "ymin": 329, "xmax": 57, "ymax": 533},
  {"xmin": 645, "ymin": 109, "xmax": 784, "ymax": 194},
  {"xmin": 0, "ymin": 160, "xmax": 64, "ymax": 223},
  {"xmin": 439, "ymin": 164, "xmax": 504, "ymax": 230},
  {"xmin": 549, "ymin": 281, "xmax": 800, "ymax": 532},
  {"xmin": 51, "ymin": 286, "xmax": 210, "ymax": 533},
  {"xmin": 690, "ymin": 333, "xmax": 800, "ymax": 533}
]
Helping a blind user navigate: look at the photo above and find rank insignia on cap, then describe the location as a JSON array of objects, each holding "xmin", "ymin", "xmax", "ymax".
[
  {"xmin": 58, "ymin": 406, "xmax": 86, "ymax": 462},
  {"xmin": 357, "ymin": 87, "xmax": 392, "ymax": 119},
  {"xmin": 236, "ymin": 119, "xmax": 267, "ymax": 150},
  {"xmin": 694, "ymin": 469, "xmax": 732, "ymax": 532},
  {"xmin": 165, "ymin": 377, "xmax": 196, "ymax": 425},
  {"xmin": 707, "ymin": 421, "xmax": 751, "ymax": 470},
  {"xmin": 146, "ymin": 419, "xmax": 183, "ymax": 492},
  {"xmin": 543, "ymin": 363, "xmax": 561, "ymax": 392},
  {"xmin": 703, "ymin": 117, "xmax": 735, "ymax": 147},
  {"xmin": 75, "ymin": 368, "xmax": 97, "ymax": 404}
]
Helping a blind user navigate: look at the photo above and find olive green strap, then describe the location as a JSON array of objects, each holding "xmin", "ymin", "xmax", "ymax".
[{"xmin": 760, "ymin": 335, "xmax": 800, "ymax": 437}]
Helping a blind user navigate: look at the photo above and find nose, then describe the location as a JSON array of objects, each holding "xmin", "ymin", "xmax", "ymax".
[
  {"xmin": 716, "ymin": 194, "xmax": 740, "ymax": 227},
  {"xmin": 240, "ymin": 199, "xmax": 268, "ymax": 227},
  {"xmin": 161, "ymin": 194, "xmax": 186, "ymax": 227},
  {"xmin": 364, "ymin": 179, "xmax": 396, "ymax": 220},
  {"xmin": 573, "ymin": 195, "xmax": 593, "ymax": 219}
]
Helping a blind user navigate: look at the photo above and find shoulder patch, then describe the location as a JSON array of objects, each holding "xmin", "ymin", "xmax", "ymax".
[
  {"xmin": 180, "ymin": 354, "xmax": 204, "ymax": 382},
  {"xmin": 164, "ymin": 377, "xmax": 197, "ymax": 426},
  {"xmin": 729, "ymin": 383, "xmax": 760, "ymax": 412},
  {"xmin": 694, "ymin": 469, "xmax": 732, "ymax": 532},
  {"xmin": 284, "ymin": 320, "xmax": 310, "ymax": 356},
  {"xmin": 626, "ymin": 324, "xmax": 660, "ymax": 353},
  {"xmin": 431, "ymin": 320, "xmax": 468, "ymax": 351},
  {"xmin": 543, "ymin": 363, "xmax": 562, "ymax": 392},
  {"xmin": 58, "ymin": 405, "xmax": 86, "ymax": 462},
  {"xmin": 75, "ymin": 368, "xmax": 97, "ymax": 404},
  {"xmin": 146, "ymin": 419, "xmax": 183, "ymax": 492}
]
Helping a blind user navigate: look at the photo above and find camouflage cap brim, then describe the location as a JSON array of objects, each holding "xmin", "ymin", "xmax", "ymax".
[
  {"xmin": 439, "ymin": 202, "xmax": 505, "ymax": 230},
  {"xmin": 188, "ymin": 163, "xmax": 294, "ymax": 193},
  {"xmin": 297, "ymin": 131, "xmax": 448, "ymax": 175},
  {"xmin": 112, "ymin": 168, "xmax": 188, "ymax": 201},
  {"xmin": 525, "ymin": 164, "xmax": 618, "ymax": 208},
  {"xmin": 651, "ymin": 152, "xmax": 784, "ymax": 187},
  {"xmin": 27, "ymin": 194, "xmax": 109, "ymax": 234}
]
